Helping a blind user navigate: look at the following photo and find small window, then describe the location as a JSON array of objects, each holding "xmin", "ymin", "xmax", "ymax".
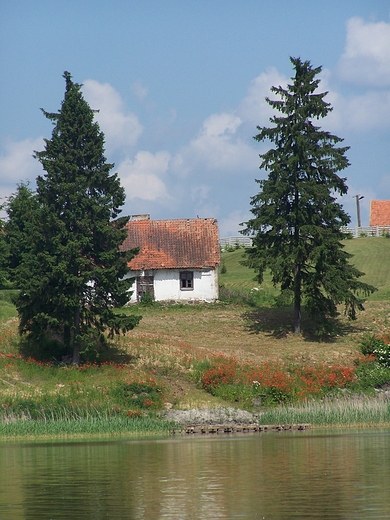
[{"xmin": 180, "ymin": 271, "xmax": 193, "ymax": 290}]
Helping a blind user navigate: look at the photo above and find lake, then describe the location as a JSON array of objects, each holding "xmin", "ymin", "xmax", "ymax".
[{"xmin": 1, "ymin": 428, "xmax": 390, "ymax": 519}]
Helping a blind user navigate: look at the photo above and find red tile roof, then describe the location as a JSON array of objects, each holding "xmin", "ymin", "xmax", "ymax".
[
  {"xmin": 370, "ymin": 200, "xmax": 390, "ymax": 226},
  {"xmin": 120, "ymin": 218, "xmax": 220, "ymax": 270}
]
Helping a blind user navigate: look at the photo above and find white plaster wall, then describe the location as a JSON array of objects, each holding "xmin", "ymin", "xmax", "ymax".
[{"xmin": 125, "ymin": 268, "xmax": 219, "ymax": 303}]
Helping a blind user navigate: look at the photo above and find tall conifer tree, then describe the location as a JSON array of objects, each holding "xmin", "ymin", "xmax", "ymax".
[
  {"xmin": 10, "ymin": 72, "xmax": 140, "ymax": 363},
  {"xmin": 242, "ymin": 57, "xmax": 375, "ymax": 334}
]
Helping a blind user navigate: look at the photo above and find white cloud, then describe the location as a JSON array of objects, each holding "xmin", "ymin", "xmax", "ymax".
[
  {"xmin": 118, "ymin": 150, "xmax": 171, "ymax": 201},
  {"xmin": 238, "ymin": 67, "xmax": 287, "ymax": 127},
  {"xmin": 0, "ymin": 137, "xmax": 43, "ymax": 187},
  {"xmin": 82, "ymin": 80, "xmax": 143, "ymax": 155},
  {"xmin": 323, "ymin": 87, "xmax": 390, "ymax": 133},
  {"xmin": 202, "ymin": 113, "xmax": 242, "ymax": 137},
  {"xmin": 172, "ymin": 111, "xmax": 257, "ymax": 176},
  {"xmin": 191, "ymin": 184, "xmax": 211, "ymax": 202},
  {"xmin": 218, "ymin": 209, "xmax": 251, "ymax": 237},
  {"xmin": 337, "ymin": 17, "xmax": 390, "ymax": 86}
]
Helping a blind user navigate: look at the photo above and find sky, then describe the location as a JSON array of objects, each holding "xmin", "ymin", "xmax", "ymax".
[{"xmin": 1, "ymin": 1, "xmax": 389, "ymax": 237}]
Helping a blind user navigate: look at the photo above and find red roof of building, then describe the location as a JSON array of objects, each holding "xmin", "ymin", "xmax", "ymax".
[
  {"xmin": 370, "ymin": 200, "xmax": 390, "ymax": 226},
  {"xmin": 120, "ymin": 218, "xmax": 220, "ymax": 270}
]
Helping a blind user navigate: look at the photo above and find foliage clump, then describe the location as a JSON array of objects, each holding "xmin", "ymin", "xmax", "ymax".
[
  {"xmin": 359, "ymin": 334, "xmax": 390, "ymax": 369},
  {"xmin": 112, "ymin": 379, "xmax": 164, "ymax": 410}
]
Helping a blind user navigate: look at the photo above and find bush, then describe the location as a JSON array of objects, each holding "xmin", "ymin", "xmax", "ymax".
[
  {"xmin": 247, "ymin": 287, "xmax": 275, "ymax": 307},
  {"xmin": 359, "ymin": 334, "xmax": 390, "ymax": 368},
  {"xmin": 213, "ymin": 383, "xmax": 254, "ymax": 404},
  {"xmin": 201, "ymin": 360, "xmax": 238, "ymax": 393},
  {"xmin": 139, "ymin": 292, "xmax": 155, "ymax": 307},
  {"xmin": 111, "ymin": 379, "xmax": 164, "ymax": 410},
  {"xmin": 195, "ymin": 355, "xmax": 357, "ymax": 407},
  {"xmin": 354, "ymin": 360, "xmax": 390, "ymax": 390}
]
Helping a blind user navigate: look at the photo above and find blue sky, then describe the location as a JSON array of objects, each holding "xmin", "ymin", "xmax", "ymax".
[{"xmin": 1, "ymin": 1, "xmax": 389, "ymax": 236}]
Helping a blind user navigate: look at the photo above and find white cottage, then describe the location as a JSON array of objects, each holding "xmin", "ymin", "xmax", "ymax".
[{"xmin": 121, "ymin": 216, "xmax": 220, "ymax": 303}]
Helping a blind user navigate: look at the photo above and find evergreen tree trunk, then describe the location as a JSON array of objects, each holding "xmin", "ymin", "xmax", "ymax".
[
  {"xmin": 72, "ymin": 308, "xmax": 81, "ymax": 365},
  {"xmin": 293, "ymin": 263, "xmax": 301, "ymax": 334}
]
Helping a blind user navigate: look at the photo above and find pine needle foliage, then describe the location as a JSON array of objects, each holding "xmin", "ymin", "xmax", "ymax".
[
  {"xmin": 242, "ymin": 57, "xmax": 375, "ymax": 334},
  {"xmin": 6, "ymin": 72, "xmax": 141, "ymax": 363}
]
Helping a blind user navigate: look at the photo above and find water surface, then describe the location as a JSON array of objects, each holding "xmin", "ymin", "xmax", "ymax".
[{"xmin": 1, "ymin": 428, "xmax": 390, "ymax": 519}]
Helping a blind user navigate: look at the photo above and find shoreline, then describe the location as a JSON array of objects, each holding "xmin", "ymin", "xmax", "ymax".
[{"xmin": 2, "ymin": 395, "xmax": 390, "ymax": 442}]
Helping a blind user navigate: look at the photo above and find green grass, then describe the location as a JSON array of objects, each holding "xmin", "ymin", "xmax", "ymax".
[
  {"xmin": 343, "ymin": 237, "xmax": 390, "ymax": 300},
  {"xmin": 219, "ymin": 249, "xmax": 278, "ymax": 305},
  {"xmin": 219, "ymin": 237, "xmax": 390, "ymax": 302},
  {"xmin": 0, "ymin": 290, "xmax": 18, "ymax": 321}
]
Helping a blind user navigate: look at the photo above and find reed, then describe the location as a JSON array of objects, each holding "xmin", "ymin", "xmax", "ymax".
[
  {"xmin": 0, "ymin": 415, "xmax": 175, "ymax": 439},
  {"xmin": 259, "ymin": 396, "xmax": 390, "ymax": 427}
]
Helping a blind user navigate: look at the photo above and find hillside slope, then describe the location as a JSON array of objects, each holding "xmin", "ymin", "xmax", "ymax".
[{"xmin": 220, "ymin": 237, "xmax": 390, "ymax": 301}]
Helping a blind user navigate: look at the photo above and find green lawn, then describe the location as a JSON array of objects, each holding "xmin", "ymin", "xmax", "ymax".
[
  {"xmin": 220, "ymin": 237, "xmax": 390, "ymax": 301},
  {"xmin": 0, "ymin": 289, "xmax": 18, "ymax": 321}
]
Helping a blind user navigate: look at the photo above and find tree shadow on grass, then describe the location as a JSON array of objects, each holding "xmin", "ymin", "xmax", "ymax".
[
  {"xmin": 17, "ymin": 335, "xmax": 134, "ymax": 365},
  {"xmin": 242, "ymin": 306, "xmax": 365, "ymax": 342}
]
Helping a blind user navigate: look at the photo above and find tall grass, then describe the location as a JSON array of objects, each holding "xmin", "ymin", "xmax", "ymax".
[
  {"xmin": 0, "ymin": 415, "xmax": 175, "ymax": 439},
  {"xmin": 260, "ymin": 396, "xmax": 390, "ymax": 427}
]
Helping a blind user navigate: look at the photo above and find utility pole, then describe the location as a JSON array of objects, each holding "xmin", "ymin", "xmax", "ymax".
[{"xmin": 354, "ymin": 195, "xmax": 364, "ymax": 228}]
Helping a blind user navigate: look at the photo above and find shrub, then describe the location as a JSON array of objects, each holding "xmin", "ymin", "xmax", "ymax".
[
  {"xmin": 359, "ymin": 333, "xmax": 390, "ymax": 368},
  {"xmin": 195, "ymin": 355, "xmax": 358, "ymax": 406},
  {"xmin": 139, "ymin": 292, "xmax": 155, "ymax": 307},
  {"xmin": 354, "ymin": 360, "xmax": 390, "ymax": 390},
  {"xmin": 112, "ymin": 379, "xmax": 164, "ymax": 410},
  {"xmin": 213, "ymin": 383, "xmax": 254, "ymax": 404},
  {"xmin": 247, "ymin": 287, "xmax": 275, "ymax": 307},
  {"xmin": 200, "ymin": 358, "xmax": 238, "ymax": 393}
]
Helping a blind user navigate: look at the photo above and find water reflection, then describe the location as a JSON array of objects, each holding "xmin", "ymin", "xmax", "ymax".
[{"xmin": 1, "ymin": 429, "xmax": 390, "ymax": 519}]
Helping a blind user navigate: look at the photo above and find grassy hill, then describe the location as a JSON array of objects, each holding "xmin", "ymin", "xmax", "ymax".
[
  {"xmin": 1, "ymin": 236, "xmax": 390, "ymax": 436},
  {"xmin": 220, "ymin": 236, "xmax": 390, "ymax": 301}
]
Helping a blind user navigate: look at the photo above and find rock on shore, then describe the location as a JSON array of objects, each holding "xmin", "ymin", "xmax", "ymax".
[{"xmin": 163, "ymin": 407, "xmax": 259, "ymax": 426}]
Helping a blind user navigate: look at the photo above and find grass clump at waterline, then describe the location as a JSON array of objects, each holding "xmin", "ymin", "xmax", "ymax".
[
  {"xmin": 0, "ymin": 415, "xmax": 175, "ymax": 440},
  {"xmin": 260, "ymin": 396, "xmax": 390, "ymax": 428}
]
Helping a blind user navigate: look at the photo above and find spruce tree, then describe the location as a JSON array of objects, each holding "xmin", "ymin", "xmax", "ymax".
[
  {"xmin": 242, "ymin": 57, "xmax": 375, "ymax": 334},
  {"xmin": 9, "ymin": 72, "xmax": 140, "ymax": 363},
  {"xmin": 4, "ymin": 183, "xmax": 38, "ymax": 277}
]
